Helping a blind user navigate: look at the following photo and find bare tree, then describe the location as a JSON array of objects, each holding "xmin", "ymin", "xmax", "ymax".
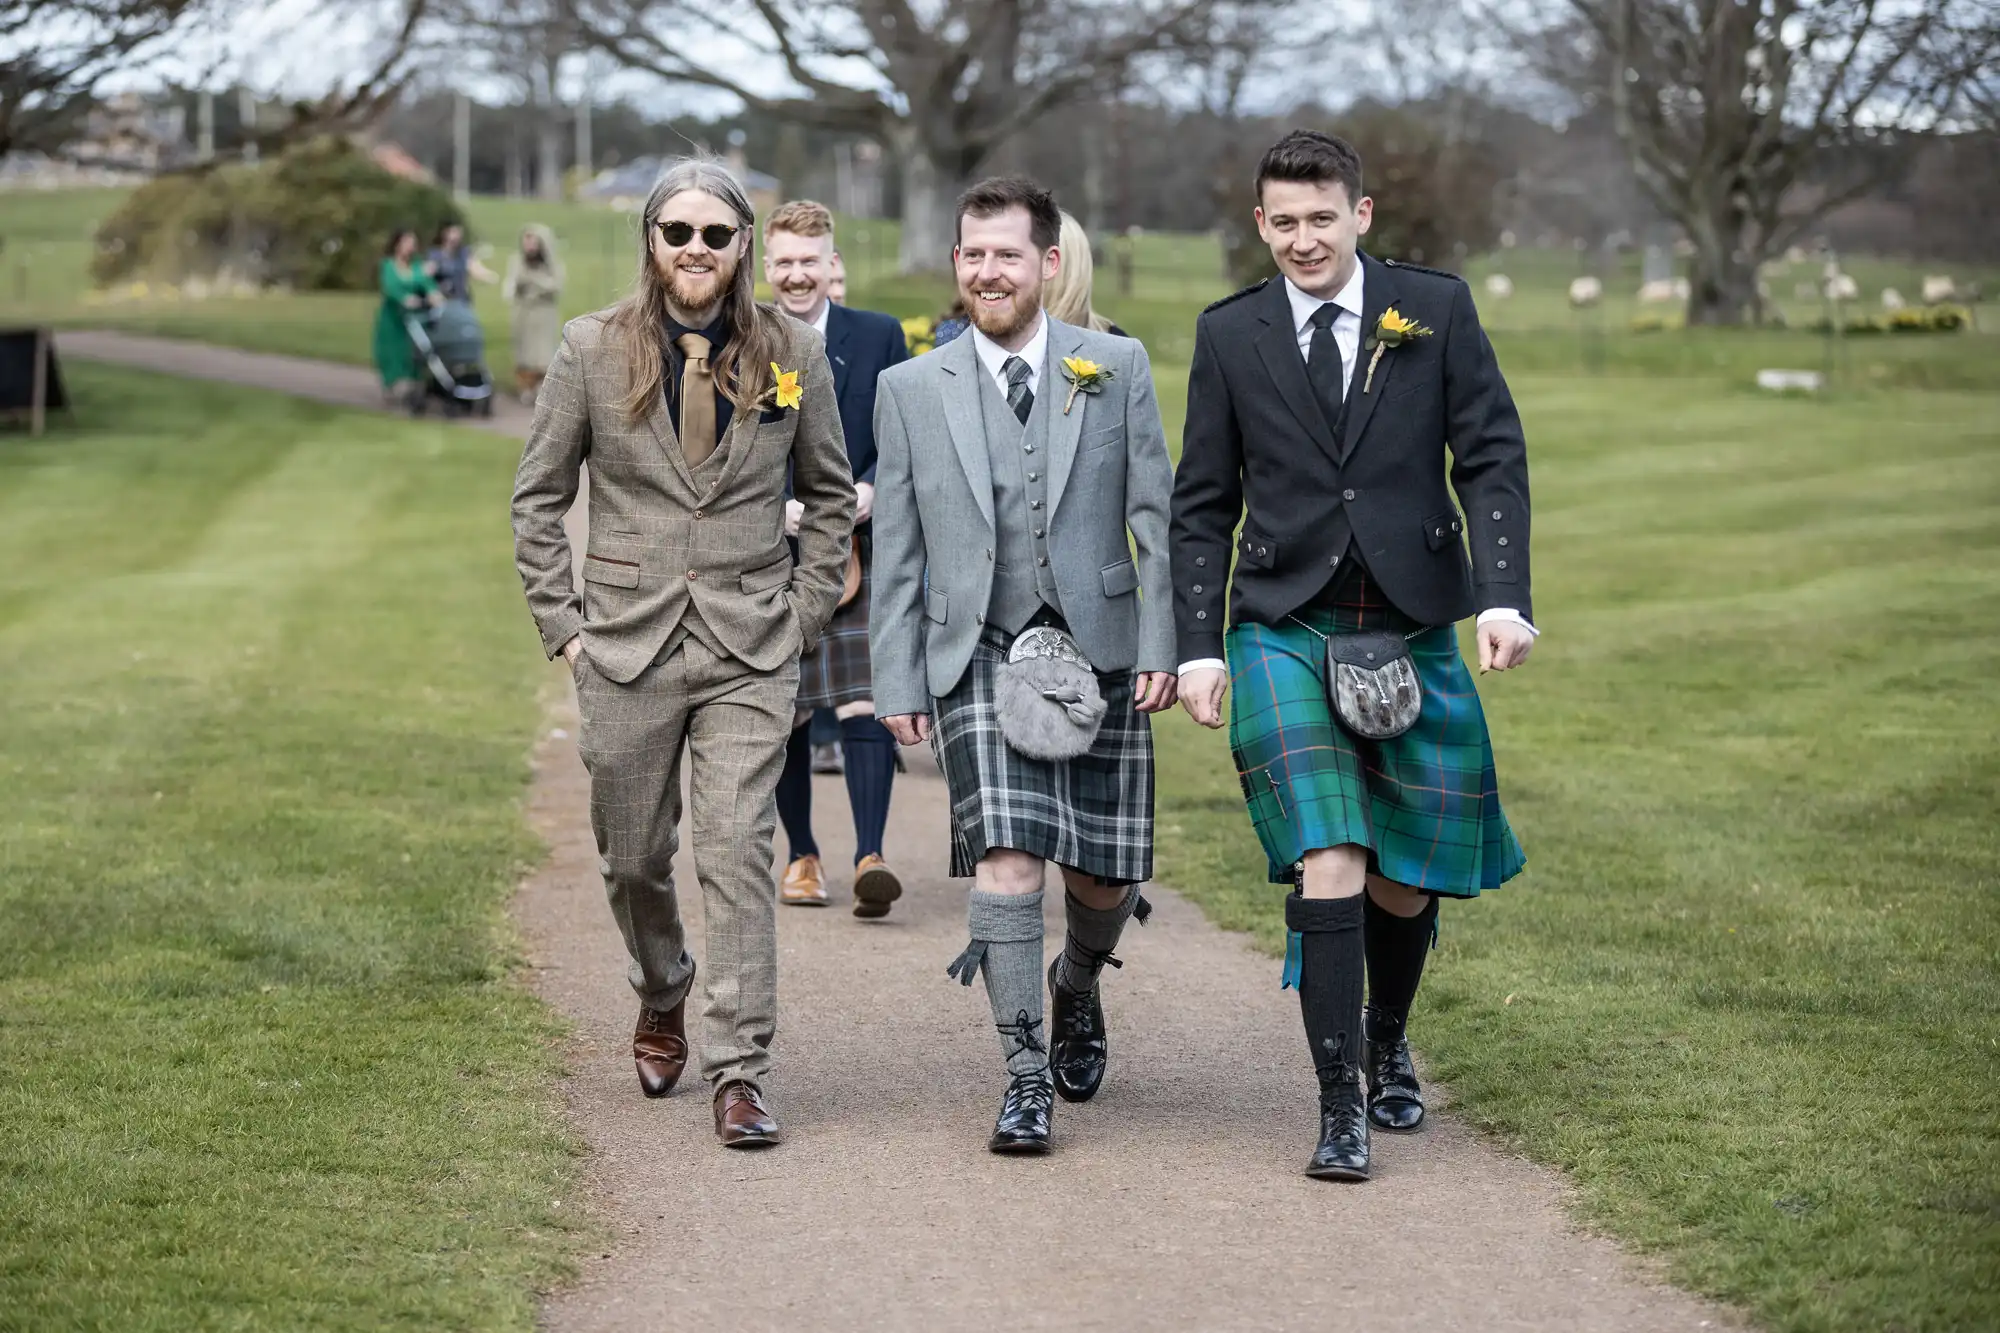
[
  {"xmin": 1522, "ymin": 0, "xmax": 1996, "ymax": 324},
  {"xmin": 572, "ymin": 0, "xmax": 1275, "ymax": 271},
  {"xmin": 1, "ymin": 1, "xmax": 204, "ymax": 156},
  {"xmin": 1, "ymin": 0, "xmax": 435, "ymax": 161},
  {"xmin": 441, "ymin": 0, "xmax": 578, "ymax": 198}
]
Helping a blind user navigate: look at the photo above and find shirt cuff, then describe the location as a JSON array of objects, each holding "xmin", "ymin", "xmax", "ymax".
[
  {"xmin": 1476, "ymin": 608, "xmax": 1539, "ymax": 637},
  {"xmin": 1177, "ymin": 658, "xmax": 1229, "ymax": 676}
]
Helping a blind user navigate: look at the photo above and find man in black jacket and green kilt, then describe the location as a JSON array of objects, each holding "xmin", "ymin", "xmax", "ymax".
[{"xmin": 1171, "ymin": 130, "xmax": 1535, "ymax": 1181}]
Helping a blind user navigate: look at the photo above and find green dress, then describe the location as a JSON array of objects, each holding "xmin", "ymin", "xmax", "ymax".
[{"xmin": 373, "ymin": 258, "xmax": 439, "ymax": 386}]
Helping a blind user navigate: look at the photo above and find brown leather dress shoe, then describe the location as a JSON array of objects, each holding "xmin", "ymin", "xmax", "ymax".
[
  {"xmin": 780, "ymin": 854, "xmax": 827, "ymax": 906},
  {"xmin": 633, "ymin": 1001, "xmax": 688, "ymax": 1098},
  {"xmin": 713, "ymin": 1080, "xmax": 780, "ymax": 1148},
  {"xmin": 851, "ymin": 853, "xmax": 902, "ymax": 919}
]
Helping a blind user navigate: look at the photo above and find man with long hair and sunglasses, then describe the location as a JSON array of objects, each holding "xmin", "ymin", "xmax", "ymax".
[{"xmin": 512, "ymin": 158, "xmax": 855, "ymax": 1149}]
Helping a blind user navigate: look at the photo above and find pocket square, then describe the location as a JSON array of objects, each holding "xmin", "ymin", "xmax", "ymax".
[{"xmin": 758, "ymin": 406, "xmax": 787, "ymax": 424}]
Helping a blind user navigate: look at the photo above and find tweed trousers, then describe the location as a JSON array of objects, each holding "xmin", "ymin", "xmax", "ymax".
[{"xmin": 573, "ymin": 632, "xmax": 799, "ymax": 1088}]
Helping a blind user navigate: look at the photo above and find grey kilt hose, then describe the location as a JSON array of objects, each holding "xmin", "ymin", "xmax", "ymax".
[
  {"xmin": 795, "ymin": 537, "xmax": 873, "ymax": 710},
  {"xmin": 932, "ymin": 629, "xmax": 1155, "ymax": 885},
  {"xmin": 573, "ymin": 636, "xmax": 800, "ymax": 1089}
]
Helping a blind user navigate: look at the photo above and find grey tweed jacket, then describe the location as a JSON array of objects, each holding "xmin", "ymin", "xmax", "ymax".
[
  {"xmin": 868, "ymin": 317, "xmax": 1176, "ymax": 716},
  {"xmin": 512, "ymin": 305, "xmax": 855, "ymax": 684}
]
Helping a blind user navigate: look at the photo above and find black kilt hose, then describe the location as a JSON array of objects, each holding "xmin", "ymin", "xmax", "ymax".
[
  {"xmin": 795, "ymin": 534, "xmax": 874, "ymax": 711},
  {"xmin": 931, "ymin": 628, "xmax": 1154, "ymax": 885}
]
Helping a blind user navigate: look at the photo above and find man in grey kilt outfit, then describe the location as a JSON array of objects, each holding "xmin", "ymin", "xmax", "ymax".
[{"xmin": 871, "ymin": 177, "xmax": 1179, "ymax": 1153}]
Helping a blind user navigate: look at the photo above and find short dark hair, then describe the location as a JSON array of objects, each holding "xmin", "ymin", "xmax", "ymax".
[
  {"xmin": 1256, "ymin": 130, "xmax": 1364, "ymax": 207},
  {"xmin": 955, "ymin": 176, "xmax": 1061, "ymax": 252}
]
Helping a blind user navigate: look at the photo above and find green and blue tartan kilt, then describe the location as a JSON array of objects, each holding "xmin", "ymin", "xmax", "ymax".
[{"xmin": 1226, "ymin": 612, "xmax": 1525, "ymax": 897}]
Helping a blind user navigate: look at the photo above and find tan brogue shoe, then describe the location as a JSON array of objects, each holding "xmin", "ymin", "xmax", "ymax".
[
  {"xmin": 713, "ymin": 1080, "xmax": 780, "ymax": 1148},
  {"xmin": 852, "ymin": 853, "xmax": 903, "ymax": 919},
  {"xmin": 780, "ymin": 854, "xmax": 827, "ymax": 906},
  {"xmin": 633, "ymin": 1001, "xmax": 688, "ymax": 1098}
]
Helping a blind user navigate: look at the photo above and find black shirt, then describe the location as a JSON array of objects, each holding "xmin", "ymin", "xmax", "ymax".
[{"xmin": 663, "ymin": 312, "xmax": 734, "ymax": 440}]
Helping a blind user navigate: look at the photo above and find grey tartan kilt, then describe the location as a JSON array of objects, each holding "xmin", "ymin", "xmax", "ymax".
[
  {"xmin": 796, "ymin": 559, "xmax": 873, "ymax": 710},
  {"xmin": 931, "ymin": 631, "xmax": 1154, "ymax": 884}
]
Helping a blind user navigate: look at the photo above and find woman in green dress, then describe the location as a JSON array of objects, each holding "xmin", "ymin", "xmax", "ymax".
[{"xmin": 373, "ymin": 229, "xmax": 441, "ymax": 401}]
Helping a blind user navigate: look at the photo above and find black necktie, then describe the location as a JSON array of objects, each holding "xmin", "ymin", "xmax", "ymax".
[
  {"xmin": 1003, "ymin": 355, "xmax": 1034, "ymax": 425},
  {"xmin": 1307, "ymin": 303, "xmax": 1345, "ymax": 430}
]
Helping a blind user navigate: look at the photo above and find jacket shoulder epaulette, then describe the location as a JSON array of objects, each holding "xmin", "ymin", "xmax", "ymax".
[
  {"xmin": 1380, "ymin": 258, "xmax": 1467, "ymax": 284},
  {"xmin": 1201, "ymin": 278, "xmax": 1270, "ymax": 315}
]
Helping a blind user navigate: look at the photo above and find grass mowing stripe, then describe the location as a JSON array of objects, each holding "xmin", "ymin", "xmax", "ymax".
[
  {"xmin": 1153, "ymin": 374, "xmax": 2000, "ymax": 1333},
  {"xmin": 0, "ymin": 365, "xmax": 581, "ymax": 1331}
]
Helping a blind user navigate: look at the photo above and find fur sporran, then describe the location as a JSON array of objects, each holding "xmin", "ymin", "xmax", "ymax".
[
  {"xmin": 1292, "ymin": 620, "xmax": 1424, "ymax": 741},
  {"xmin": 995, "ymin": 626, "xmax": 1108, "ymax": 761}
]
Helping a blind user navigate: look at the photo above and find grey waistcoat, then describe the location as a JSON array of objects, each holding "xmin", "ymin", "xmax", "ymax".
[{"xmin": 979, "ymin": 367, "xmax": 1063, "ymax": 634}]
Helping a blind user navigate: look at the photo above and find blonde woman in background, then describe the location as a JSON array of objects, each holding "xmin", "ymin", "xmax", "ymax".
[
  {"xmin": 1044, "ymin": 211, "xmax": 1129, "ymax": 337},
  {"xmin": 502, "ymin": 224, "xmax": 564, "ymax": 403}
]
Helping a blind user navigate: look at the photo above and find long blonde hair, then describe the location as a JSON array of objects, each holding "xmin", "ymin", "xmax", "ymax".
[
  {"xmin": 610, "ymin": 157, "xmax": 785, "ymax": 425},
  {"xmin": 1044, "ymin": 211, "xmax": 1113, "ymax": 332}
]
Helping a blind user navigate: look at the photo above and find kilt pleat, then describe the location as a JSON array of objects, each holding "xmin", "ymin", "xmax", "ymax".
[
  {"xmin": 931, "ymin": 635, "xmax": 1154, "ymax": 884},
  {"xmin": 1225, "ymin": 612, "xmax": 1525, "ymax": 896},
  {"xmin": 796, "ymin": 560, "xmax": 873, "ymax": 710}
]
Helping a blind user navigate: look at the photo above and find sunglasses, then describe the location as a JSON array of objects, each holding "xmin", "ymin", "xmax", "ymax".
[{"xmin": 656, "ymin": 220, "xmax": 741, "ymax": 249}]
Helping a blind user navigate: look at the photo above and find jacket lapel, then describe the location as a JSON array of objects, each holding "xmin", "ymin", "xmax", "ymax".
[
  {"xmin": 823, "ymin": 302, "xmax": 853, "ymax": 401},
  {"xmin": 1044, "ymin": 318, "xmax": 1088, "ymax": 519},
  {"xmin": 1252, "ymin": 278, "xmax": 1341, "ymax": 465},
  {"xmin": 939, "ymin": 333, "xmax": 996, "ymax": 532},
  {"xmin": 644, "ymin": 388, "xmax": 701, "ymax": 493},
  {"xmin": 1340, "ymin": 253, "xmax": 1397, "ymax": 463}
]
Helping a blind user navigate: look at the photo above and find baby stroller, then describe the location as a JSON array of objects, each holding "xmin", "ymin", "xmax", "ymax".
[{"xmin": 403, "ymin": 300, "xmax": 495, "ymax": 417}]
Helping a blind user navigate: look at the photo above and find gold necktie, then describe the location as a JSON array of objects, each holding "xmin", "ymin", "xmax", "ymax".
[{"xmin": 676, "ymin": 332, "xmax": 717, "ymax": 467}]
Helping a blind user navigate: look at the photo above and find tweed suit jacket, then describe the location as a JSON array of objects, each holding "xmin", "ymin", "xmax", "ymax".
[
  {"xmin": 868, "ymin": 316, "xmax": 1176, "ymax": 717},
  {"xmin": 512, "ymin": 305, "xmax": 855, "ymax": 685}
]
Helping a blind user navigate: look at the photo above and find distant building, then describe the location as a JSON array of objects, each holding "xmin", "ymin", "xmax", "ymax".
[
  {"xmin": 368, "ymin": 141, "xmax": 435, "ymax": 185},
  {"xmin": 72, "ymin": 93, "xmax": 188, "ymax": 172},
  {"xmin": 581, "ymin": 153, "xmax": 781, "ymax": 218}
]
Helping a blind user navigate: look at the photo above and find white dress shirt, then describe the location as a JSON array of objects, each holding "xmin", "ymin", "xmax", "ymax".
[
  {"xmin": 1286, "ymin": 269, "xmax": 1364, "ymax": 396},
  {"xmin": 1176, "ymin": 266, "xmax": 1535, "ymax": 678},
  {"xmin": 970, "ymin": 312, "xmax": 1048, "ymax": 399},
  {"xmin": 809, "ymin": 299, "xmax": 830, "ymax": 337}
]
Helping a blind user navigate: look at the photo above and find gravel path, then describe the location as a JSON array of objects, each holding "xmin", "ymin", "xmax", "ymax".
[{"xmin": 63, "ymin": 329, "xmax": 1741, "ymax": 1332}]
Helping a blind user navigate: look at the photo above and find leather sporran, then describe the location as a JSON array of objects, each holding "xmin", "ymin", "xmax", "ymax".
[
  {"xmin": 835, "ymin": 539, "xmax": 863, "ymax": 609},
  {"xmin": 994, "ymin": 626, "xmax": 1108, "ymax": 761},
  {"xmin": 1293, "ymin": 620, "xmax": 1424, "ymax": 741}
]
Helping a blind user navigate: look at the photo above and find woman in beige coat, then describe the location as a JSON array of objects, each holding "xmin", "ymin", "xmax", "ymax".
[{"xmin": 502, "ymin": 224, "xmax": 564, "ymax": 403}]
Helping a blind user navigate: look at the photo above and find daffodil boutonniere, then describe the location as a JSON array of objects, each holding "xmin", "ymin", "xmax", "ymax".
[
  {"xmin": 766, "ymin": 362, "xmax": 804, "ymax": 411},
  {"xmin": 1059, "ymin": 355, "xmax": 1115, "ymax": 414},
  {"xmin": 1363, "ymin": 307, "xmax": 1433, "ymax": 394}
]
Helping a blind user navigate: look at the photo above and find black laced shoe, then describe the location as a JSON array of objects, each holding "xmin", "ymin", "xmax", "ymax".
[
  {"xmin": 1305, "ymin": 1034, "xmax": 1371, "ymax": 1181},
  {"xmin": 989, "ymin": 1072, "xmax": 1055, "ymax": 1153},
  {"xmin": 1047, "ymin": 956, "xmax": 1112, "ymax": 1103},
  {"xmin": 1365, "ymin": 1008, "xmax": 1426, "ymax": 1133},
  {"xmin": 989, "ymin": 1011, "xmax": 1055, "ymax": 1154}
]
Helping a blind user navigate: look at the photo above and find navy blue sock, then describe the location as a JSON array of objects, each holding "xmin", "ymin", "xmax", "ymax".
[
  {"xmin": 840, "ymin": 715, "xmax": 896, "ymax": 861},
  {"xmin": 775, "ymin": 723, "xmax": 818, "ymax": 860}
]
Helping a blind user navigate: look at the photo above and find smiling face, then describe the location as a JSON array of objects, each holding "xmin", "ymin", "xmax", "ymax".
[
  {"xmin": 955, "ymin": 206, "xmax": 1059, "ymax": 345},
  {"xmin": 763, "ymin": 226, "xmax": 833, "ymax": 321},
  {"xmin": 1256, "ymin": 178, "xmax": 1373, "ymax": 300},
  {"xmin": 650, "ymin": 188, "xmax": 745, "ymax": 319}
]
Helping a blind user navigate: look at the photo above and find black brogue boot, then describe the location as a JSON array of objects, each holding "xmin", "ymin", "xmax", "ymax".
[
  {"xmin": 1308, "ymin": 1032, "xmax": 1372, "ymax": 1181},
  {"xmin": 1047, "ymin": 954, "xmax": 1113, "ymax": 1103},
  {"xmin": 988, "ymin": 1010, "xmax": 1054, "ymax": 1154},
  {"xmin": 1364, "ymin": 1005, "xmax": 1426, "ymax": 1132}
]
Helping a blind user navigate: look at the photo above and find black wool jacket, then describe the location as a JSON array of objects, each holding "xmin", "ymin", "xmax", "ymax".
[{"xmin": 1169, "ymin": 253, "xmax": 1532, "ymax": 663}]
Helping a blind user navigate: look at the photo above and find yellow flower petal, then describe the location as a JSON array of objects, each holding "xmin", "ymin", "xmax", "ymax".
[
  {"xmin": 771, "ymin": 362, "xmax": 803, "ymax": 410},
  {"xmin": 1063, "ymin": 356, "xmax": 1103, "ymax": 379}
]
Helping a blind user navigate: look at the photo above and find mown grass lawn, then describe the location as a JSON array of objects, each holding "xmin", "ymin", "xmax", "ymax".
[
  {"xmin": 1154, "ymin": 376, "xmax": 2000, "ymax": 1332},
  {"xmin": 0, "ymin": 365, "xmax": 582, "ymax": 1330}
]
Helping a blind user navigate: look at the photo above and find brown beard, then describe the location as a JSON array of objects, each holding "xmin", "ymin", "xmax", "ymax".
[
  {"xmin": 963, "ymin": 280, "xmax": 1041, "ymax": 341},
  {"xmin": 665, "ymin": 248, "xmax": 738, "ymax": 317}
]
